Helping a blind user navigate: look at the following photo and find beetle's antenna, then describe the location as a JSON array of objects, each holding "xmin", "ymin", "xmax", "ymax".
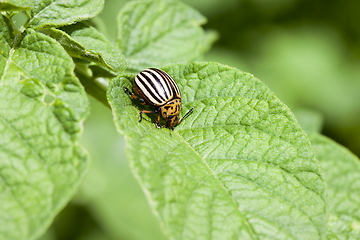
[{"xmin": 179, "ymin": 107, "xmax": 194, "ymax": 123}]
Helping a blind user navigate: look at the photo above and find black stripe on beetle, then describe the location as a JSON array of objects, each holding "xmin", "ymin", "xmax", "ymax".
[
  {"xmin": 148, "ymin": 68, "xmax": 174, "ymax": 98},
  {"xmin": 137, "ymin": 72, "xmax": 166, "ymax": 104},
  {"xmin": 154, "ymin": 68, "xmax": 181, "ymax": 98},
  {"xmin": 124, "ymin": 68, "xmax": 194, "ymax": 130},
  {"xmin": 143, "ymin": 69, "xmax": 170, "ymax": 99}
]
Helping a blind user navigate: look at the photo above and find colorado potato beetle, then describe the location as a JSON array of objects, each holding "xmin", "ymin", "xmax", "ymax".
[{"xmin": 124, "ymin": 68, "xmax": 194, "ymax": 130}]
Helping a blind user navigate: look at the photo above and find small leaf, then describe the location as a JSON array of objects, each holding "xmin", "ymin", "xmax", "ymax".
[
  {"xmin": 117, "ymin": 0, "xmax": 208, "ymax": 71},
  {"xmin": 0, "ymin": 16, "xmax": 89, "ymax": 239},
  {"xmin": 0, "ymin": 0, "xmax": 32, "ymax": 11},
  {"xmin": 27, "ymin": 0, "xmax": 104, "ymax": 29},
  {"xmin": 309, "ymin": 133, "xmax": 360, "ymax": 240},
  {"xmin": 41, "ymin": 23, "xmax": 127, "ymax": 73},
  {"xmin": 107, "ymin": 62, "xmax": 328, "ymax": 240}
]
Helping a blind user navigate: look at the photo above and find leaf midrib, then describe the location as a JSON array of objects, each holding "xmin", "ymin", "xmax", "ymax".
[
  {"xmin": 177, "ymin": 123, "xmax": 325, "ymax": 225},
  {"xmin": 177, "ymin": 124, "xmax": 322, "ymax": 236},
  {"xmin": 0, "ymin": 48, "xmax": 15, "ymax": 83},
  {"xmin": 121, "ymin": 113, "xmax": 258, "ymax": 239},
  {"xmin": 172, "ymin": 131, "xmax": 258, "ymax": 239}
]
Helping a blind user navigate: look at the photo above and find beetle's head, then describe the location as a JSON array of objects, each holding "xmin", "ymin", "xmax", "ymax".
[{"xmin": 160, "ymin": 99, "xmax": 181, "ymax": 129}]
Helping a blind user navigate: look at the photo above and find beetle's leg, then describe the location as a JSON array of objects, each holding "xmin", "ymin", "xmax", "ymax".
[
  {"xmin": 155, "ymin": 113, "xmax": 162, "ymax": 128},
  {"xmin": 179, "ymin": 107, "xmax": 195, "ymax": 123},
  {"xmin": 124, "ymin": 87, "xmax": 146, "ymax": 105},
  {"xmin": 139, "ymin": 109, "xmax": 158, "ymax": 122}
]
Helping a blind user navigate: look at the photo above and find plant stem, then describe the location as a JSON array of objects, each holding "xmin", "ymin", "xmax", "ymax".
[{"xmin": 74, "ymin": 65, "xmax": 111, "ymax": 109}]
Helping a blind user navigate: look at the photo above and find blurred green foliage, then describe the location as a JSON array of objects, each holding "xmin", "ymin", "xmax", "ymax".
[{"xmin": 42, "ymin": 0, "xmax": 360, "ymax": 239}]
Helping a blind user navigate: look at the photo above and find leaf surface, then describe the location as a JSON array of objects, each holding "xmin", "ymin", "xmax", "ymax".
[
  {"xmin": 116, "ymin": 0, "xmax": 208, "ymax": 71},
  {"xmin": 28, "ymin": 0, "xmax": 104, "ymax": 29},
  {"xmin": 0, "ymin": 16, "xmax": 89, "ymax": 240},
  {"xmin": 0, "ymin": 0, "xmax": 32, "ymax": 11},
  {"xmin": 310, "ymin": 133, "xmax": 360, "ymax": 240},
  {"xmin": 79, "ymin": 98, "xmax": 166, "ymax": 240},
  {"xmin": 42, "ymin": 23, "xmax": 127, "ymax": 73},
  {"xmin": 107, "ymin": 62, "xmax": 328, "ymax": 240}
]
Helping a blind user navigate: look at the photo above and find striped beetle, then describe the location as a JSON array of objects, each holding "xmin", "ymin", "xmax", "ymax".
[{"xmin": 124, "ymin": 68, "xmax": 194, "ymax": 130}]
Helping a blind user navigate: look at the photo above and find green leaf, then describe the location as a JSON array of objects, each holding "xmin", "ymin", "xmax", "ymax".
[
  {"xmin": 41, "ymin": 23, "xmax": 127, "ymax": 73},
  {"xmin": 0, "ymin": 16, "xmax": 89, "ymax": 240},
  {"xmin": 0, "ymin": 0, "xmax": 32, "ymax": 11},
  {"xmin": 116, "ymin": 0, "xmax": 208, "ymax": 71},
  {"xmin": 27, "ymin": 0, "xmax": 104, "ymax": 29},
  {"xmin": 309, "ymin": 133, "xmax": 360, "ymax": 240},
  {"xmin": 79, "ymin": 98, "xmax": 166, "ymax": 240},
  {"xmin": 107, "ymin": 62, "xmax": 328, "ymax": 240}
]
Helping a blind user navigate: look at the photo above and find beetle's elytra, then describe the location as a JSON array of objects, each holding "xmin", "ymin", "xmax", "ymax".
[{"xmin": 124, "ymin": 68, "xmax": 193, "ymax": 130}]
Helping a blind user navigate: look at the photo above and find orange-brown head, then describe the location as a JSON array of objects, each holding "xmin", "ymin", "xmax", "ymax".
[{"xmin": 160, "ymin": 98, "xmax": 181, "ymax": 129}]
